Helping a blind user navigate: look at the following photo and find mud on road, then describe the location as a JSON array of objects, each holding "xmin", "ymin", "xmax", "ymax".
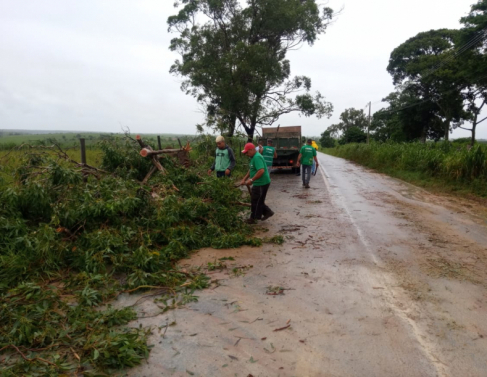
[{"xmin": 121, "ymin": 152, "xmax": 487, "ymax": 377}]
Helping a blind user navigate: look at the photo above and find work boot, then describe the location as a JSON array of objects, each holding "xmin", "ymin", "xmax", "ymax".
[
  {"xmin": 245, "ymin": 218, "xmax": 257, "ymax": 225},
  {"xmin": 261, "ymin": 210, "xmax": 275, "ymax": 221},
  {"xmin": 305, "ymin": 184, "xmax": 310, "ymax": 189}
]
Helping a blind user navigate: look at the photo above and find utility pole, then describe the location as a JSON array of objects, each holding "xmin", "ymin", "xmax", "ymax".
[{"xmin": 367, "ymin": 102, "xmax": 371, "ymax": 144}]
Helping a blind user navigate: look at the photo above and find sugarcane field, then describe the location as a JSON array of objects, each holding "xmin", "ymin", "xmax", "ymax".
[{"xmin": 2, "ymin": 1, "xmax": 487, "ymax": 376}]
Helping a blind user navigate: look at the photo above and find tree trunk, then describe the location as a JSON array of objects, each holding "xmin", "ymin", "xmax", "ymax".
[
  {"xmin": 472, "ymin": 113, "xmax": 478, "ymax": 146},
  {"xmin": 237, "ymin": 116, "xmax": 254, "ymax": 142},
  {"xmin": 225, "ymin": 114, "xmax": 237, "ymax": 138},
  {"xmin": 246, "ymin": 127, "xmax": 254, "ymax": 142},
  {"xmin": 420, "ymin": 125, "xmax": 427, "ymax": 144},
  {"xmin": 444, "ymin": 117, "xmax": 451, "ymax": 141}
]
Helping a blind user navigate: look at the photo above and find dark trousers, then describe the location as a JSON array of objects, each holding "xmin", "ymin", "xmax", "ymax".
[
  {"xmin": 302, "ymin": 164, "xmax": 312, "ymax": 185},
  {"xmin": 251, "ymin": 183, "xmax": 272, "ymax": 220},
  {"xmin": 216, "ymin": 171, "xmax": 231, "ymax": 178}
]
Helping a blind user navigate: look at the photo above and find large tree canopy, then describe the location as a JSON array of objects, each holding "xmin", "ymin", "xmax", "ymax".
[
  {"xmin": 387, "ymin": 29, "xmax": 465, "ymax": 141},
  {"xmin": 373, "ymin": 91, "xmax": 443, "ymax": 142},
  {"xmin": 167, "ymin": 0, "xmax": 334, "ymax": 139},
  {"xmin": 327, "ymin": 108, "xmax": 368, "ymax": 137},
  {"xmin": 460, "ymin": 0, "xmax": 487, "ymax": 38}
]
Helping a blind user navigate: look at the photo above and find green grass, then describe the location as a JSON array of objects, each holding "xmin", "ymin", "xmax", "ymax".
[{"xmin": 324, "ymin": 142, "xmax": 487, "ymax": 199}]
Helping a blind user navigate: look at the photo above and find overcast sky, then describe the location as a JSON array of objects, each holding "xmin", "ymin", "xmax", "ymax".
[{"xmin": 0, "ymin": 0, "xmax": 484, "ymax": 138}]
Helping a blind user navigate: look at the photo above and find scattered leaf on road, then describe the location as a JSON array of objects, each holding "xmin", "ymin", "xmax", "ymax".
[{"xmin": 273, "ymin": 324, "xmax": 291, "ymax": 332}]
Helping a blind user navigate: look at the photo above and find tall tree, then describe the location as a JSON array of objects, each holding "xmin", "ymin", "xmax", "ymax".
[
  {"xmin": 460, "ymin": 0, "xmax": 487, "ymax": 37},
  {"xmin": 319, "ymin": 129, "xmax": 335, "ymax": 148},
  {"xmin": 373, "ymin": 91, "xmax": 443, "ymax": 142},
  {"xmin": 167, "ymin": 0, "xmax": 334, "ymax": 140},
  {"xmin": 338, "ymin": 127, "xmax": 367, "ymax": 145},
  {"xmin": 327, "ymin": 108, "xmax": 368, "ymax": 137},
  {"xmin": 387, "ymin": 29, "xmax": 465, "ymax": 140},
  {"xmin": 456, "ymin": 0, "xmax": 487, "ymax": 144}
]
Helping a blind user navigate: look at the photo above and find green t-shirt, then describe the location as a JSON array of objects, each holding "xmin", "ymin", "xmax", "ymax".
[
  {"xmin": 250, "ymin": 152, "xmax": 271, "ymax": 186},
  {"xmin": 300, "ymin": 145, "xmax": 317, "ymax": 165},
  {"xmin": 262, "ymin": 146, "xmax": 275, "ymax": 168}
]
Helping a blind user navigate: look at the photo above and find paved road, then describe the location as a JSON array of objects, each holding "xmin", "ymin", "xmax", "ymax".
[{"xmin": 124, "ymin": 152, "xmax": 487, "ymax": 377}]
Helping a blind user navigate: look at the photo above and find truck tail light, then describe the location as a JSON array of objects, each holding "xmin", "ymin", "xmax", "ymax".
[{"xmin": 289, "ymin": 160, "xmax": 293, "ymax": 164}]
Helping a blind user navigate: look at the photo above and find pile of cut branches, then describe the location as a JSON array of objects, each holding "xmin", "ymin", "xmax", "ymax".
[{"xmin": 0, "ymin": 137, "xmax": 257, "ymax": 376}]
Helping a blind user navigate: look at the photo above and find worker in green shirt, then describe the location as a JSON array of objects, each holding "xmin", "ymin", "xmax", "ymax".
[
  {"xmin": 207, "ymin": 136, "xmax": 236, "ymax": 178},
  {"xmin": 297, "ymin": 139, "xmax": 319, "ymax": 189},
  {"xmin": 261, "ymin": 139, "xmax": 277, "ymax": 172},
  {"xmin": 240, "ymin": 143, "xmax": 274, "ymax": 224}
]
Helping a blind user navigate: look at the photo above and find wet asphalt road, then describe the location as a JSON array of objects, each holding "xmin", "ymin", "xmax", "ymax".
[{"xmin": 122, "ymin": 152, "xmax": 487, "ymax": 377}]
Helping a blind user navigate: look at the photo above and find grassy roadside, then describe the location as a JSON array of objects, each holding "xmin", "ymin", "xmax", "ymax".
[{"xmin": 323, "ymin": 142, "xmax": 487, "ymax": 201}]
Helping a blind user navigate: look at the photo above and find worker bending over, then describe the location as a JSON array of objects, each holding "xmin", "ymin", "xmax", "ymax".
[{"xmin": 240, "ymin": 143, "xmax": 274, "ymax": 224}]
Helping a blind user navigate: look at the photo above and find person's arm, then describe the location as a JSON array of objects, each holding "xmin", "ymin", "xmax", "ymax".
[
  {"xmin": 240, "ymin": 171, "xmax": 250, "ymax": 185},
  {"xmin": 314, "ymin": 156, "xmax": 319, "ymax": 166},
  {"xmin": 273, "ymin": 149, "xmax": 277, "ymax": 158},
  {"xmin": 297, "ymin": 146, "xmax": 304, "ymax": 166},
  {"xmin": 246, "ymin": 169, "xmax": 264, "ymax": 186},
  {"xmin": 226, "ymin": 147, "xmax": 236, "ymax": 175},
  {"xmin": 208, "ymin": 159, "xmax": 216, "ymax": 175},
  {"xmin": 313, "ymin": 149, "xmax": 318, "ymax": 166}
]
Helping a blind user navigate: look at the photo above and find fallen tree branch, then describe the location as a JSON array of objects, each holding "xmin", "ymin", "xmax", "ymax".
[
  {"xmin": 142, "ymin": 166, "xmax": 158, "ymax": 185},
  {"xmin": 0, "ymin": 344, "xmax": 57, "ymax": 367},
  {"xmin": 122, "ymin": 285, "xmax": 173, "ymax": 293}
]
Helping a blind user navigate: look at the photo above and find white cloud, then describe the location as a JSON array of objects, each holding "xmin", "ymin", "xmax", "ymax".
[{"xmin": 0, "ymin": 0, "xmax": 484, "ymax": 139}]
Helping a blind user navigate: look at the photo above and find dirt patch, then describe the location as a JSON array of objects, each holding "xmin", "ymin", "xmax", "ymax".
[
  {"xmin": 381, "ymin": 193, "xmax": 487, "ymax": 288},
  {"xmin": 278, "ymin": 225, "xmax": 306, "ymax": 233},
  {"xmin": 422, "ymin": 257, "xmax": 484, "ymax": 286}
]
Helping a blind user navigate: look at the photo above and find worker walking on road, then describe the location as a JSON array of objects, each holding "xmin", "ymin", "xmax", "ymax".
[
  {"xmin": 207, "ymin": 136, "xmax": 236, "ymax": 178},
  {"xmin": 240, "ymin": 143, "xmax": 274, "ymax": 224},
  {"xmin": 262, "ymin": 139, "xmax": 277, "ymax": 173},
  {"xmin": 311, "ymin": 140, "xmax": 319, "ymax": 175},
  {"xmin": 297, "ymin": 139, "xmax": 319, "ymax": 189}
]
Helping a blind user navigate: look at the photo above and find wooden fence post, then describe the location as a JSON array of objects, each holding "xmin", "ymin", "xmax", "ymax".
[
  {"xmin": 157, "ymin": 136, "xmax": 162, "ymax": 150},
  {"xmin": 80, "ymin": 138, "xmax": 87, "ymax": 182}
]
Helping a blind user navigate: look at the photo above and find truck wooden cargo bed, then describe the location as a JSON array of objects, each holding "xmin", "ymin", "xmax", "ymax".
[{"xmin": 261, "ymin": 126, "xmax": 302, "ymax": 170}]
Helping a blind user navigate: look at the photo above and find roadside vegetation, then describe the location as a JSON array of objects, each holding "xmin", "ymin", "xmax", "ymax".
[
  {"xmin": 325, "ymin": 141, "xmax": 487, "ymax": 198},
  {"xmin": 0, "ymin": 135, "xmax": 257, "ymax": 376}
]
